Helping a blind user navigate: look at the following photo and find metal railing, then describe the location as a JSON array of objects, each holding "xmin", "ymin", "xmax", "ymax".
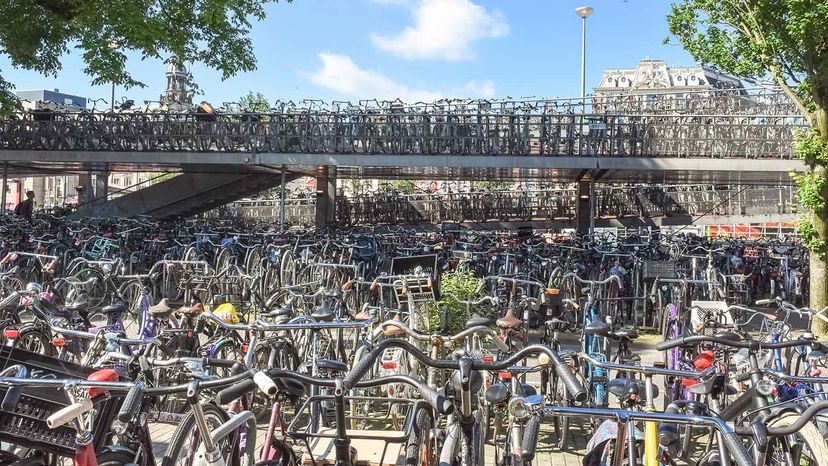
[
  {"xmin": 207, "ymin": 184, "xmax": 797, "ymax": 226},
  {"xmin": 0, "ymin": 92, "xmax": 806, "ymax": 159}
]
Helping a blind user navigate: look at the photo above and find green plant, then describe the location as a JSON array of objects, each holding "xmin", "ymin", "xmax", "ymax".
[{"xmin": 421, "ymin": 269, "xmax": 482, "ymax": 335}]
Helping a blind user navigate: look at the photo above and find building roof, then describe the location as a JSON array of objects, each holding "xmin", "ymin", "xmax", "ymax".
[
  {"xmin": 595, "ymin": 59, "xmax": 744, "ymax": 95},
  {"xmin": 15, "ymin": 89, "xmax": 87, "ymax": 108}
]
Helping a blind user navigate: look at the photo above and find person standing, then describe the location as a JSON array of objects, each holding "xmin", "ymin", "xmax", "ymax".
[{"xmin": 14, "ymin": 191, "xmax": 35, "ymax": 220}]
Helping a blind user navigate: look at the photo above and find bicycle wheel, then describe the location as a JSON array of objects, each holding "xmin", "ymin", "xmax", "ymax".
[
  {"xmin": 405, "ymin": 408, "xmax": 435, "ymax": 466},
  {"xmin": 161, "ymin": 403, "xmax": 237, "ymax": 466},
  {"xmin": 551, "ymin": 374, "xmax": 571, "ymax": 450},
  {"xmin": 765, "ymin": 412, "xmax": 828, "ymax": 466},
  {"xmin": 14, "ymin": 329, "xmax": 54, "ymax": 357}
]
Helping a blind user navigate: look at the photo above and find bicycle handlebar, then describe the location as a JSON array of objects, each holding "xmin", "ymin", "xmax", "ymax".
[
  {"xmin": 373, "ymin": 320, "xmax": 509, "ymax": 352},
  {"xmin": 341, "ymin": 339, "xmax": 587, "ymax": 402},
  {"xmin": 656, "ymin": 335, "xmax": 817, "ymax": 351}
]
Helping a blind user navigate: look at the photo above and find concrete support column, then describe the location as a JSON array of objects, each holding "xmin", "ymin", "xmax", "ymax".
[
  {"xmin": 576, "ymin": 179, "xmax": 594, "ymax": 236},
  {"xmin": 315, "ymin": 166, "xmax": 337, "ymax": 227},
  {"xmin": 95, "ymin": 169, "xmax": 109, "ymax": 203},
  {"xmin": 77, "ymin": 173, "xmax": 95, "ymax": 205}
]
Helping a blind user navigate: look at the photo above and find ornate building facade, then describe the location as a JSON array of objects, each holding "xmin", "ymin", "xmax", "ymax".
[{"xmin": 594, "ymin": 59, "xmax": 744, "ymax": 97}]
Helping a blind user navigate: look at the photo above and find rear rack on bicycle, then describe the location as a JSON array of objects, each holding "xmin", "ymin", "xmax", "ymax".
[{"xmin": 0, "ymin": 347, "xmax": 122, "ymax": 458}]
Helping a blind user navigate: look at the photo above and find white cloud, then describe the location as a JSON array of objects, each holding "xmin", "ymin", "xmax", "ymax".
[
  {"xmin": 370, "ymin": 0, "xmax": 509, "ymax": 61},
  {"xmin": 309, "ymin": 53, "xmax": 496, "ymax": 102}
]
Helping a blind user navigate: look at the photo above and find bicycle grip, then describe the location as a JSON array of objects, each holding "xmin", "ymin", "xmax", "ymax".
[
  {"xmin": 253, "ymin": 371, "xmax": 278, "ymax": 397},
  {"xmin": 117, "ymin": 384, "xmax": 144, "ymax": 423},
  {"xmin": 216, "ymin": 378, "xmax": 256, "ymax": 405},
  {"xmin": 1, "ymin": 386, "xmax": 22, "ymax": 412},
  {"xmin": 658, "ymin": 403, "xmax": 681, "ymax": 448},
  {"xmin": 46, "ymin": 398, "xmax": 93, "ymax": 429},
  {"xmin": 550, "ymin": 353, "xmax": 586, "ymax": 402},
  {"xmin": 343, "ymin": 353, "xmax": 376, "ymax": 390},
  {"xmin": 655, "ymin": 338, "xmax": 684, "ymax": 351},
  {"xmin": 755, "ymin": 299, "xmax": 773, "ymax": 306},
  {"xmin": 418, "ymin": 383, "xmax": 453, "ymax": 416},
  {"xmin": 722, "ymin": 431, "xmax": 752, "ymax": 466},
  {"xmin": 521, "ymin": 415, "xmax": 541, "ymax": 461}
]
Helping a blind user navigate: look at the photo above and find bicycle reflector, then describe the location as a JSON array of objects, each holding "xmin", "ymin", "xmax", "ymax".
[
  {"xmin": 51, "ymin": 337, "xmax": 66, "ymax": 347},
  {"xmin": 693, "ymin": 350, "xmax": 715, "ymax": 370},
  {"xmin": 87, "ymin": 369, "xmax": 119, "ymax": 397},
  {"xmin": 2, "ymin": 328, "xmax": 19, "ymax": 339}
]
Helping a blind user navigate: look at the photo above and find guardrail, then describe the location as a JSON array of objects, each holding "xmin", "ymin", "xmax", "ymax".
[{"xmin": 0, "ymin": 92, "xmax": 805, "ymax": 159}]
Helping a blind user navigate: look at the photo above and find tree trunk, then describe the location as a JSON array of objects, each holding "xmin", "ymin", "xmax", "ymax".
[{"xmin": 810, "ymin": 213, "xmax": 828, "ymax": 335}]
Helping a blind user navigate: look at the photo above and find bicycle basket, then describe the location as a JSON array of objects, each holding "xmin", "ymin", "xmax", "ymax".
[
  {"xmin": 0, "ymin": 346, "xmax": 122, "ymax": 458},
  {"xmin": 690, "ymin": 300, "xmax": 733, "ymax": 335},
  {"xmin": 642, "ymin": 261, "xmax": 676, "ymax": 280}
]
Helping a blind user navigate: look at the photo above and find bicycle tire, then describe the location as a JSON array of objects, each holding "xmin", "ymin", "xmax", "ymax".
[
  {"xmin": 14, "ymin": 328, "xmax": 55, "ymax": 357},
  {"xmin": 765, "ymin": 412, "xmax": 828, "ymax": 466},
  {"xmin": 405, "ymin": 407, "xmax": 435, "ymax": 466},
  {"xmin": 161, "ymin": 402, "xmax": 237, "ymax": 466}
]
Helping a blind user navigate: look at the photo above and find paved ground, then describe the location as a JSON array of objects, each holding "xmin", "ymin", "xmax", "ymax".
[{"xmin": 148, "ymin": 331, "xmax": 697, "ymax": 465}]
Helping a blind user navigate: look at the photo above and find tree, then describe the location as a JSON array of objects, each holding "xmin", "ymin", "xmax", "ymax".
[
  {"xmin": 0, "ymin": 0, "xmax": 291, "ymax": 111},
  {"xmin": 667, "ymin": 1, "xmax": 828, "ymax": 331},
  {"xmin": 239, "ymin": 91, "xmax": 270, "ymax": 112}
]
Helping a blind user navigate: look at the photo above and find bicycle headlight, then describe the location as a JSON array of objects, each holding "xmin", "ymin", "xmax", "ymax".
[
  {"xmin": 507, "ymin": 396, "xmax": 528, "ymax": 419},
  {"xmin": 756, "ymin": 379, "xmax": 774, "ymax": 397},
  {"xmin": 524, "ymin": 394, "xmax": 545, "ymax": 413}
]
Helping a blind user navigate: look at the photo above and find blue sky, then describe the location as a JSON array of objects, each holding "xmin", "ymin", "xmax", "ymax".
[{"xmin": 0, "ymin": 0, "xmax": 695, "ymax": 106}]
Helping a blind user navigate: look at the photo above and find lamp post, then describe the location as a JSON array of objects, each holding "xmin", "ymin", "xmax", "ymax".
[
  {"xmin": 575, "ymin": 6, "xmax": 593, "ymax": 104},
  {"xmin": 575, "ymin": 6, "xmax": 595, "ymax": 235}
]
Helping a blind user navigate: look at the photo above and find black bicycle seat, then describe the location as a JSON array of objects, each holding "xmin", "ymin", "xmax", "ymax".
[
  {"xmin": 612, "ymin": 327, "xmax": 639, "ymax": 340},
  {"xmin": 584, "ymin": 317, "xmax": 612, "ymax": 336},
  {"xmin": 609, "ymin": 378, "xmax": 659, "ymax": 400},
  {"xmin": 275, "ymin": 377, "xmax": 305, "ymax": 398},
  {"xmin": 713, "ymin": 331, "xmax": 742, "ymax": 342},
  {"xmin": 102, "ymin": 301, "xmax": 125, "ymax": 315},
  {"xmin": 311, "ymin": 304, "xmax": 335, "ymax": 321},
  {"xmin": 465, "ymin": 314, "xmax": 492, "ymax": 328},
  {"xmin": 316, "ymin": 359, "xmax": 348, "ymax": 374},
  {"xmin": 485, "ymin": 383, "xmax": 509, "ymax": 404}
]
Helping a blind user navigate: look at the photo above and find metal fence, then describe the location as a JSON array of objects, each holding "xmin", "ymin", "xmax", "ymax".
[
  {"xmin": 210, "ymin": 184, "xmax": 797, "ymax": 226},
  {"xmin": 0, "ymin": 92, "xmax": 805, "ymax": 159}
]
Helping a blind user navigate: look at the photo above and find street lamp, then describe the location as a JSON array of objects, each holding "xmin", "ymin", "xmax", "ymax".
[
  {"xmin": 575, "ymin": 6, "xmax": 593, "ymax": 103},
  {"xmin": 575, "ymin": 6, "xmax": 595, "ymax": 234},
  {"xmin": 108, "ymin": 40, "xmax": 120, "ymax": 111}
]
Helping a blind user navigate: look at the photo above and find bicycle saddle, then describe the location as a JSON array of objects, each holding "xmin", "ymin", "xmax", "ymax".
[
  {"xmin": 612, "ymin": 327, "xmax": 639, "ymax": 340},
  {"xmin": 64, "ymin": 299, "xmax": 88, "ymax": 312},
  {"xmin": 353, "ymin": 310, "xmax": 371, "ymax": 320},
  {"xmin": 485, "ymin": 383, "xmax": 509, "ymax": 404},
  {"xmin": 382, "ymin": 314, "xmax": 407, "ymax": 337},
  {"xmin": 496, "ymin": 308, "xmax": 523, "ymax": 330},
  {"xmin": 466, "ymin": 314, "xmax": 492, "ymax": 328},
  {"xmin": 177, "ymin": 302, "xmax": 204, "ymax": 315},
  {"xmin": 325, "ymin": 288, "xmax": 342, "ymax": 300},
  {"xmin": 583, "ymin": 316, "xmax": 612, "ymax": 336},
  {"xmin": 101, "ymin": 301, "xmax": 125, "ymax": 315},
  {"xmin": 311, "ymin": 303, "xmax": 335, "ymax": 321},
  {"xmin": 148, "ymin": 298, "xmax": 172, "ymax": 316},
  {"xmin": 545, "ymin": 318, "xmax": 571, "ymax": 331},
  {"xmin": 274, "ymin": 377, "xmax": 305, "ymax": 398},
  {"xmin": 608, "ymin": 378, "xmax": 659, "ymax": 400},
  {"xmin": 316, "ymin": 359, "xmax": 348, "ymax": 374},
  {"xmin": 712, "ymin": 331, "xmax": 742, "ymax": 342}
]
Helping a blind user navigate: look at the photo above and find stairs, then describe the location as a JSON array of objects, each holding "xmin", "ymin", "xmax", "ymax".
[{"xmin": 73, "ymin": 171, "xmax": 299, "ymax": 219}]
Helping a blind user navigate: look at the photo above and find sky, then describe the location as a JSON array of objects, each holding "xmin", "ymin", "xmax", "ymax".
[{"xmin": 0, "ymin": 0, "xmax": 696, "ymax": 107}]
